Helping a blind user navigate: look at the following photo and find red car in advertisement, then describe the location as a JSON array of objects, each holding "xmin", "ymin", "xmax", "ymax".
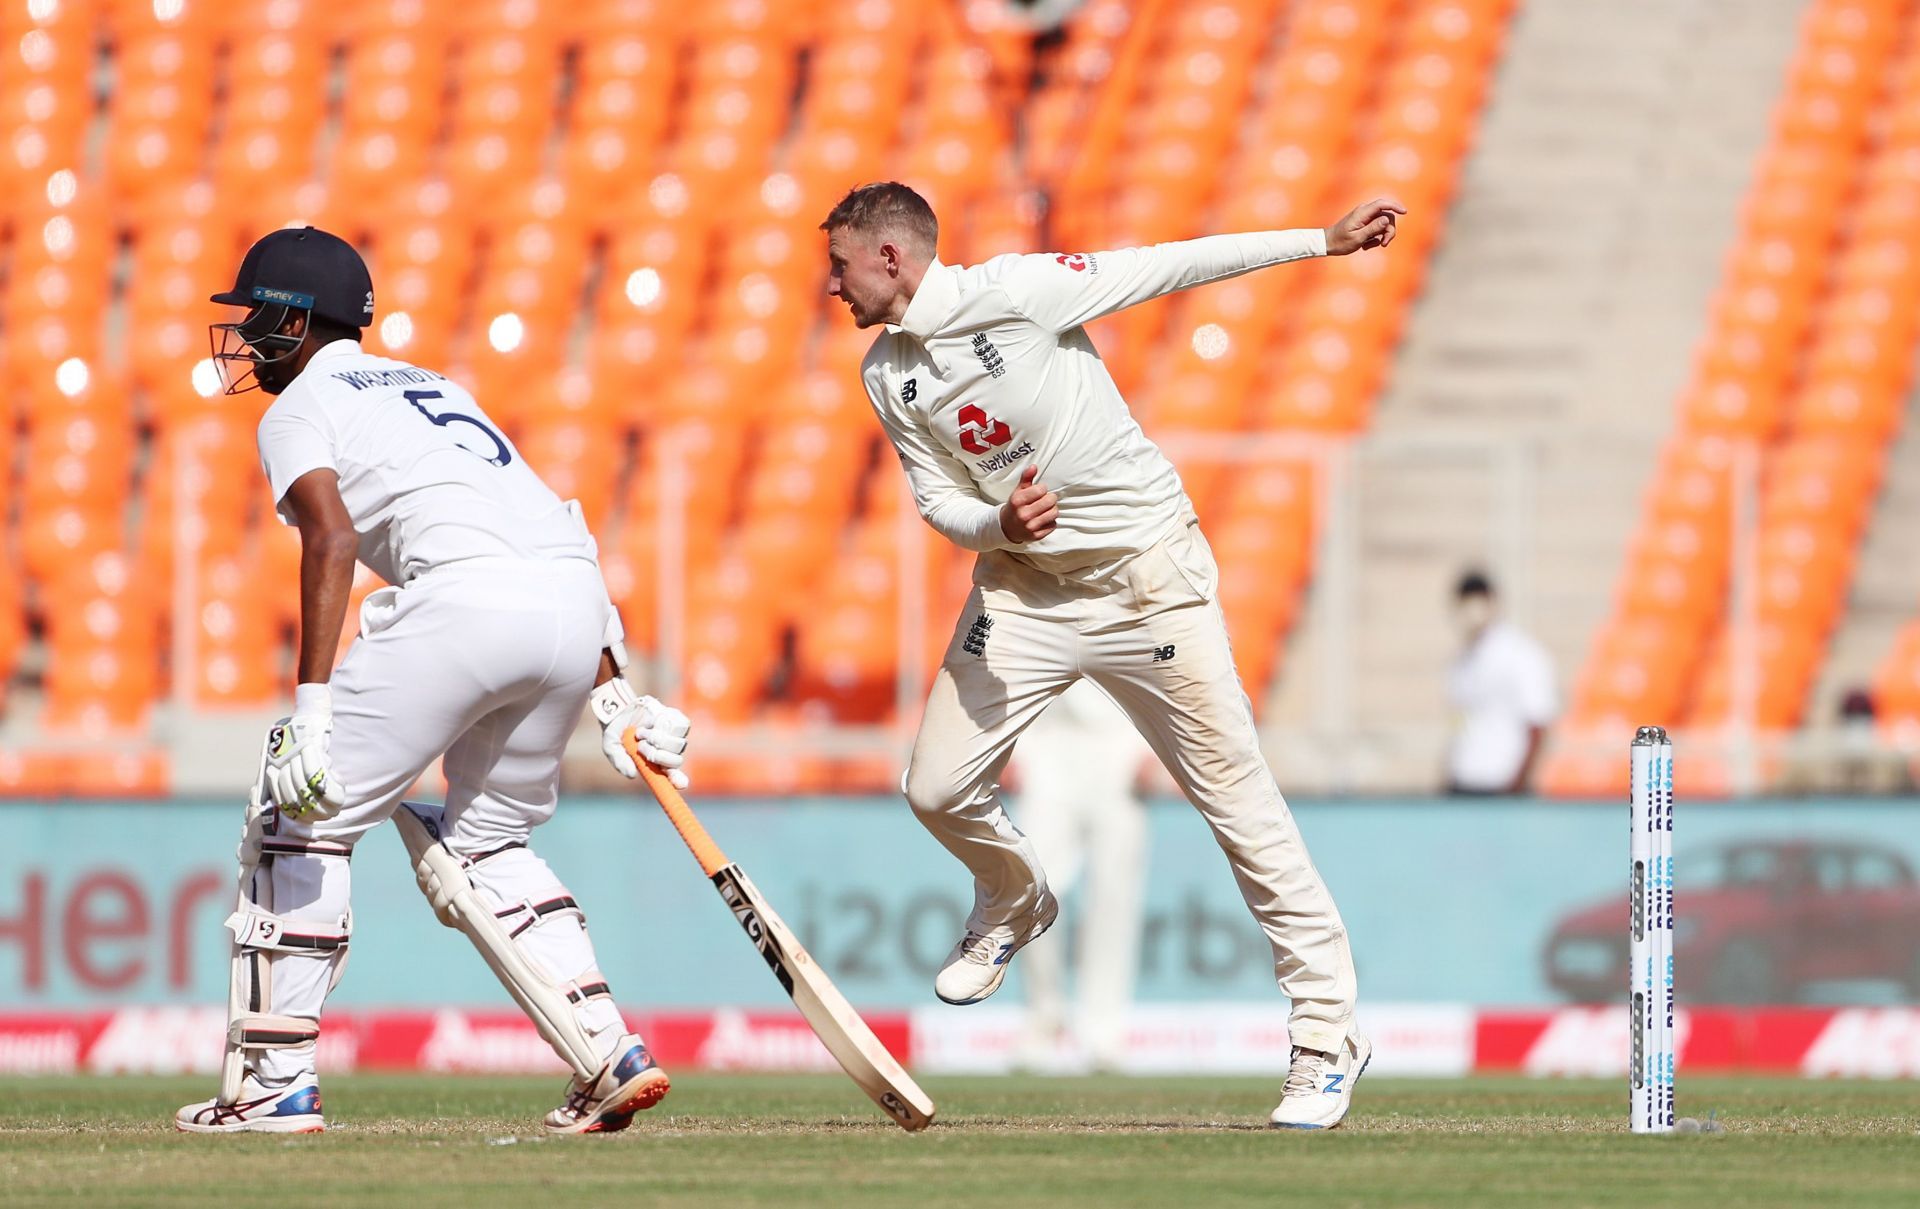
[{"xmin": 1544, "ymin": 839, "xmax": 1920, "ymax": 1004}]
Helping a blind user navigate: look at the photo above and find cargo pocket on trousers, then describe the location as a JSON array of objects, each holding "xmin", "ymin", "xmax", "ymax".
[
  {"xmin": 1162, "ymin": 523, "xmax": 1220, "ymax": 604},
  {"xmin": 357, "ymin": 586, "xmax": 402, "ymax": 638}
]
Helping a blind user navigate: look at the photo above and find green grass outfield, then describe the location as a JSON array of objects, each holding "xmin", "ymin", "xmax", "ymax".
[{"xmin": 2, "ymin": 1075, "xmax": 1916, "ymax": 1208}]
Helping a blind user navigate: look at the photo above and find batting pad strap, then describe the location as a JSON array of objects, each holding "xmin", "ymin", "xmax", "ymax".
[
  {"xmin": 227, "ymin": 1014, "xmax": 320, "ymax": 1050},
  {"xmin": 466, "ymin": 840, "xmax": 528, "ymax": 865},
  {"xmin": 498, "ymin": 895, "xmax": 586, "ymax": 939},
  {"xmin": 259, "ymin": 838, "xmax": 353, "ymax": 860},
  {"xmin": 225, "ymin": 908, "xmax": 350, "ymax": 955}
]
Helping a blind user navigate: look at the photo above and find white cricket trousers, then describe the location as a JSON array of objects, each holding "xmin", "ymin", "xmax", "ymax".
[
  {"xmin": 904, "ymin": 520, "xmax": 1359, "ymax": 1054},
  {"xmin": 254, "ymin": 557, "xmax": 627, "ymax": 1081}
]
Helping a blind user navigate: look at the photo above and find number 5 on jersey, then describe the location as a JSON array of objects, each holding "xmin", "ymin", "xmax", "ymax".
[{"xmin": 404, "ymin": 389, "xmax": 512, "ymax": 467}]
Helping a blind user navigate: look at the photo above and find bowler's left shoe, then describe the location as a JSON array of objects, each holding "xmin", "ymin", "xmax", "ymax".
[
  {"xmin": 176, "ymin": 1072, "xmax": 325, "ymax": 1134},
  {"xmin": 1268, "ymin": 1032, "xmax": 1371, "ymax": 1130},
  {"xmin": 934, "ymin": 889, "xmax": 1060, "ymax": 1006}
]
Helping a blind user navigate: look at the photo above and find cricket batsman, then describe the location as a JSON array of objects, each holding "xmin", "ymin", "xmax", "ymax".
[
  {"xmin": 175, "ymin": 227, "xmax": 692, "ymax": 1135},
  {"xmin": 823, "ymin": 183, "xmax": 1402, "ymax": 1129}
]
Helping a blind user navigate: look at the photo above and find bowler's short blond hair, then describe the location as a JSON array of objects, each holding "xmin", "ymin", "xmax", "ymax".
[{"xmin": 820, "ymin": 182, "xmax": 939, "ymax": 255}]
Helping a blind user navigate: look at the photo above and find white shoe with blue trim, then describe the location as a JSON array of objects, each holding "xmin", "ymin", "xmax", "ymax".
[
  {"xmin": 933, "ymin": 890, "xmax": 1060, "ymax": 1006},
  {"xmin": 544, "ymin": 1036, "xmax": 671, "ymax": 1135},
  {"xmin": 1269, "ymin": 1032, "xmax": 1371, "ymax": 1130},
  {"xmin": 176, "ymin": 1072, "xmax": 325, "ymax": 1134}
]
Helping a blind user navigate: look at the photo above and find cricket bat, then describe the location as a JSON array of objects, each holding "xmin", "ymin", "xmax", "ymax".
[{"xmin": 625, "ymin": 741, "xmax": 936, "ymax": 1131}]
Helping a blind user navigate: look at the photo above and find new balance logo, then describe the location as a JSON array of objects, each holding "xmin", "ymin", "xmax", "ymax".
[
  {"xmin": 962, "ymin": 613, "xmax": 994, "ymax": 657},
  {"xmin": 957, "ymin": 403, "xmax": 1012, "ymax": 455},
  {"xmin": 1324, "ymin": 1073, "xmax": 1345, "ymax": 1094},
  {"xmin": 1152, "ymin": 645, "xmax": 1176, "ymax": 662},
  {"xmin": 902, "ymin": 377, "xmax": 918, "ymax": 404}
]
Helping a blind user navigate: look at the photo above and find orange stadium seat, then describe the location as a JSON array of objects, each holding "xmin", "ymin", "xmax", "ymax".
[
  {"xmin": 564, "ymin": 36, "xmax": 675, "ymax": 193},
  {"xmin": 1678, "ymin": 372, "xmax": 1785, "ymax": 441},
  {"xmin": 1568, "ymin": 619, "xmax": 1696, "ymax": 724},
  {"xmin": 735, "ymin": 513, "xmax": 837, "ymax": 609},
  {"xmin": 1644, "ymin": 442, "xmax": 1737, "ymax": 531},
  {"xmin": 61, "ymin": 750, "xmax": 171, "ymax": 797},
  {"xmin": 1143, "ymin": 370, "xmax": 1250, "ymax": 435},
  {"xmin": 21, "ymin": 497, "xmax": 122, "ymax": 595},
  {"xmin": 518, "ymin": 421, "xmax": 622, "ymax": 531},
  {"xmin": 1793, "ymin": 374, "xmax": 1904, "ymax": 438},
  {"xmin": 41, "ymin": 643, "xmax": 159, "ymax": 736},
  {"xmin": 1617, "ymin": 539, "xmax": 1728, "ymax": 633},
  {"xmin": 4, "ymin": 11, "xmax": 93, "ymax": 88},
  {"xmin": 1210, "ymin": 512, "xmax": 1313, "ymax": 624},
  {"xmin": 620, "ymin": 422, "xmax": 745, "ymax": 557},
  {"xmin": 1804, "ymin": 0, "xmax": 1904, "ymax": 49},
  {"xmin": 102, "ymin": 35, "xmax": 217, "ymax": 197},
  {"xmin": 519, "ymin": 366, "xmax": 613, "ymax": 431},
  {"xmin": 1689, "ymin": 622, "xmax": 1824, "ymax": 729},
  {"xmin": 0, "ymin": 752, "xmax": 76, "ymax": 799},
  {"xmin": 1538, "ymin": 743, "xmax": 1628, "ymax": 798},
  {"xmin": 743, "ymin": 421, "xmax": 866, "ymax": 518},
  {"xmin": 1760, "ymin": 438, "xmax": 1882, "ymax": 533},
  {"xmin": 680, "ymin": 587, "xmax": 782, "ymax": 724},
  {"xmin": 792, "ymin": 598, "xmax": 899, "ymax": 723}
]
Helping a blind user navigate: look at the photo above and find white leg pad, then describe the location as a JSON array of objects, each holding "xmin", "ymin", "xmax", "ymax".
[
  {"xmin": 393, "ymin": 802, "xmax": 610, "ymax": 1081},
  {"xmin": 220, "ymin": 751, "xmax": 352, "ymax": 1105}
]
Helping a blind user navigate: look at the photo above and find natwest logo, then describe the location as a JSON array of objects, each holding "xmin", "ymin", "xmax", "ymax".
[
  {"xmin": 957, "ymin": 403, "xmax": 1012, "ymax": 454},
  {"xmin": 1055, "ymin": 253, "xmax": 1089, "ymax": 272}
]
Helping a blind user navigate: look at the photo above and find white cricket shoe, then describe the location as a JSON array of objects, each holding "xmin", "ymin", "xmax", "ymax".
[
  {"xmin": 934, "ymin": 890, "xmax": 1059, "ymax": 1005},
  {"xmin": 1268, "ymin": 1032, "xmax": 1372, "ymax": 1130},
  {"xmin": 544, "ymin": 1036, "xmax": 671, "ymax": 1135},
  {"xmin": 176, "ymin": 1072, "xmax": 325, "ymax": 1134}
]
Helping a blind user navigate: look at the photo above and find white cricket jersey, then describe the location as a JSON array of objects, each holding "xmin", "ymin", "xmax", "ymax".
[
  {"xmin": 256, "ymin": 340, "xmax": 597, "ymax": 585},
  {"xmin": 1446, "ymin": 620, "xmax": 1559, "ymax": 791},
  {"xmin": 861, "ymin": 229, "xmax": 1326, "ymax": 581}
]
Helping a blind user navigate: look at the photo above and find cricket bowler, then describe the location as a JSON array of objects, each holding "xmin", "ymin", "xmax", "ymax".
[
  {"xmin": 823, "ymin": 183, "xmax": 1401, "ymax": 1129},
  {"xmin": 175, "ymin": 227, "xmax": 692, "ymax": 1135}
]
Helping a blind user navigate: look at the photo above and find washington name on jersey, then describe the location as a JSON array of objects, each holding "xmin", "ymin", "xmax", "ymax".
[{"xmin": 256, "ymin": 340, "xmax": 597, "ymax": 586}]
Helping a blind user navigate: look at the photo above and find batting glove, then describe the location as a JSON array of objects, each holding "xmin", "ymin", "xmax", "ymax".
[
  {"xmin": 265, "ymin": 683, "xmax": 347, "ymax": 821},
  {"xmin": 590, "ymin": 679, "xmax": 692, "ymax": 789}
]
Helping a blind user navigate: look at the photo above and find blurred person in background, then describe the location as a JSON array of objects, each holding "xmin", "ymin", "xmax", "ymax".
[
  {"xmin": 1830, "ymin": 688, "xmax": 1913, "ymax": 794},
  {"xmin": 1011, "ymin": 681, "xmax": 1155, "ymax": 1072},
  {"xmin": 1779, "ymin": 688, "xmax": 1914, "ymax": 794},
  {"xmin": 1445, "ymin": 570, "xmax": 1556, "ymax": 796}
]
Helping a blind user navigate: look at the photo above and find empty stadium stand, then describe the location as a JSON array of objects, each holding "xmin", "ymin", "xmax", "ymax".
[
  {"xmin": 0, "ymin": 0, "xmax": 1580, "ymax": 795},
  {"xmin": 1546, "ymin": 0, "xmax": 1920, "ymax": 797}
]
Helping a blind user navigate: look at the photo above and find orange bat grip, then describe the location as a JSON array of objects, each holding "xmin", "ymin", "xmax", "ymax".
[{"xmin": 625, "ymin": 734, "xmax": 729, "ymax": 877}]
